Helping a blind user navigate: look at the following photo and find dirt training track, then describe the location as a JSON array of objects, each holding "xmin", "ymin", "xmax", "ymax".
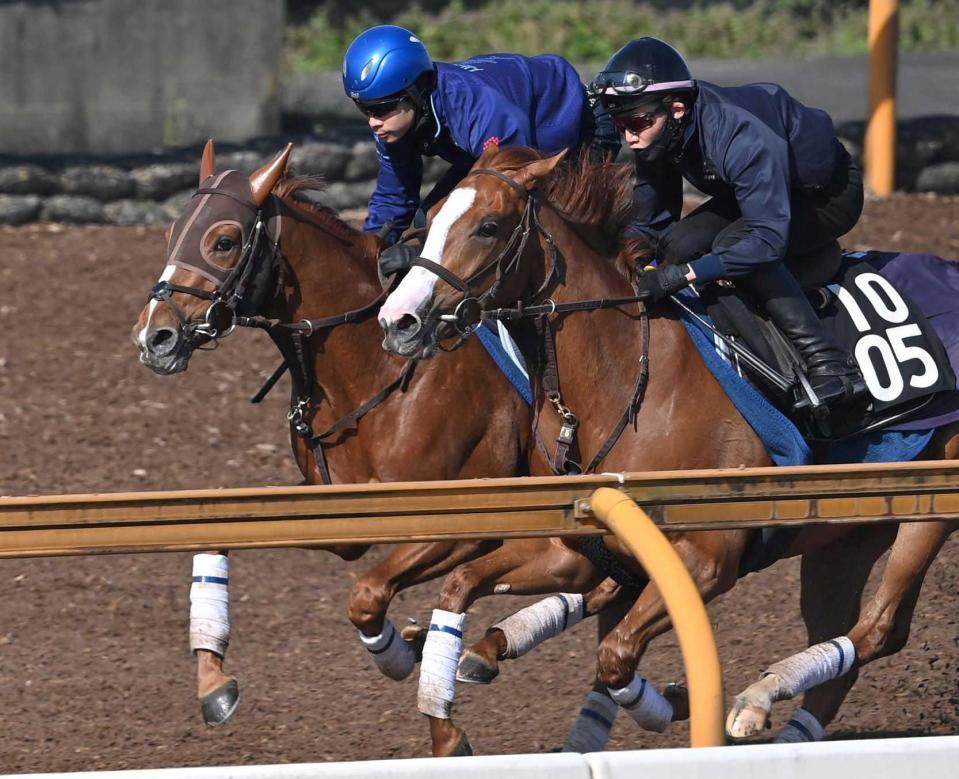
[{"xmin": 1, "ymin": 195, "xmax": 958, "ymax": 773}]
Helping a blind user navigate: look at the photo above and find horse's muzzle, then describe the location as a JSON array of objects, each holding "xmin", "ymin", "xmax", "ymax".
[
  {"xmin": 133, "ymin": 324, "xmax": 191, "ymax": 375},
  {"xmin": 380, "ymin": 312, "xmax": 430, "ymax": 358}
]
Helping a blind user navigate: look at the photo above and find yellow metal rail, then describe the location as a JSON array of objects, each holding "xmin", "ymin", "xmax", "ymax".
[{"xmin": 3, "ymin": 460, "xmax": 959, "ymax": 557}]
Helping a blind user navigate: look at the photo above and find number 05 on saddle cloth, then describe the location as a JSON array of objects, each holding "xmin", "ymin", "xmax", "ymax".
[{"xmin": 825, "ymin": 252, "xmax": 957, "ymax": 414}]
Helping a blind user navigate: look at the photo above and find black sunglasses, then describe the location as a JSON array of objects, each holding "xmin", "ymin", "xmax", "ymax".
[
  {"xmin": 356, "ymin": 98, "xmax": 408, "ymax": 119},
  {"xmin": 612, "ymin": 108, "xmax": 663, "ymax": 134}
]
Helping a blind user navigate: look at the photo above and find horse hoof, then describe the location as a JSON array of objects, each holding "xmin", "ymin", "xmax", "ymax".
[
  {"xmin": 200, "ymin": 679, "xmax": 240, "ymax": 727},
  {"xmin": 400, "ymin": 625, "xmax": 427, "ymax": 663},
  {"xmin": 725, "ymin": 699, "xmax": 770, "ymax": 740},
  {"xmin": 447, "ymin": 733, "xmax": 474, "ymax": 757},
  {"xmin": 456, "ymin": 649, "xmax": 499, "ymax": 684},
  {"xmin": 664, "ymin": 682, "xmax": 690, "ymax": 722}
]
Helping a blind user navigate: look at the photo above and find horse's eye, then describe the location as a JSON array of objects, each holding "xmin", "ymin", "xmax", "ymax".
[
  {"xmin": 478, "ymin": 221, "xmax": 498, "ymax": 238},
  {"xmin": 215, "ymin": 236, "xmax": 237, "ymax": 252}
]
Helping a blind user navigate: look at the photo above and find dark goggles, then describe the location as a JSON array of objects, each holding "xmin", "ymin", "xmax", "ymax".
[
  {"xmin": 612, "ymin": 107, "xmax": 663, "ymax": 134},
  {"xmin": 355, "ymin": 97, "xmax": 409, "ymax": 119}
]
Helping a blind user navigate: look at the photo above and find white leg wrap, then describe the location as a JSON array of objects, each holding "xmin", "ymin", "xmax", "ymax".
[
  {"xmin": 562, "ymin": 690, "xmax": 619, "ymax": 752},
  {"xmin": 189, "ymin": 553, "xmax": 230, "ymax": 657},
  {"xmin": 609, "ymin": 674, "xmax": 673, "ymax": 733},
  {"xmin": 359, "ymin": 618, "xmax": 416, "ymax": 681},
  {"xmin": 773, "ymin": 707, "xmax": 826, "ymax": 743},
  {"xmin": 765, "ymin": 636, "xmax": 856, "ymax": 699},
  {"xmin": 494, "ymin": 593, "xmax": 584, "ymax": 659},
  {"xmin": 417, "ymin": 609, "xmax": 466, "ymax": 719}
]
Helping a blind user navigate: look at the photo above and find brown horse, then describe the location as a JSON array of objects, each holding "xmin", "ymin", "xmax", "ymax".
[
  {"xmin": 131, "ymin": 140, "xmax": 544, "ymax": 727},
  {"xmin": 378, "ymin": 144, "xmax": 959, "ymax": 753}
]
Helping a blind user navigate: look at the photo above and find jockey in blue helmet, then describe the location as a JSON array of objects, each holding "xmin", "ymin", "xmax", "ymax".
[
  {"xmin": 590, "ymin": 37, "xmax": 867, "ymax": 414},
  {"xmin": 343, "ymin": 25, "xmax": 620, "ymax": 273}
]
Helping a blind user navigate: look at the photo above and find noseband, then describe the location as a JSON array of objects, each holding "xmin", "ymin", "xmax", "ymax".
[
  {"xmin": 410, "ymin": 167, "xmax": 561, "ymax": 335},
  {"xmin": 148, "ymin": 187, "xmax": 280, "ymax": 344}
]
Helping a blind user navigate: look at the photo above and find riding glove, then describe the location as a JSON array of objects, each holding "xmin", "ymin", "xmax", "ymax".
[
  {"xmin": 637, "ymin": 263, "xmax": 691, "ymax": 302},
  {"xmin": 378, "ymin": 242, "xmax": 417, "ymax": 277}
]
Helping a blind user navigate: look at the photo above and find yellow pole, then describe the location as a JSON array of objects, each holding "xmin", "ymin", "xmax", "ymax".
[
  {"xmin": 865, "ymin": 0, "xmax": 899, "ymax": 196},
  {"xmin": 589, "ymin": 487, "xmax": 725, "ymax": 747}
]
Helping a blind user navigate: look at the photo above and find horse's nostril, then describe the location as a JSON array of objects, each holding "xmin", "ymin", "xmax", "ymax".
[
  {"xmin": 148, "ymin": 327, "xmax": 178, "ymax": 355},
  {"xmin": 396, "ymin": 313, "xmax": 421, "ymax": 336}
]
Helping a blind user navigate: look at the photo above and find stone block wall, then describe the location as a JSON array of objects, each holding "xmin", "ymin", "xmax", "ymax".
[{"xmin": 0, "ymin": 116, "xmax": 956, "ymax": 226}]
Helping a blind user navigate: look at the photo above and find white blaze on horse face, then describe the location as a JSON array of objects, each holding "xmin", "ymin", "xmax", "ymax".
[
  {"xmin": 138, "ymin": 263, "xmax": 178, "ymax": 348},
  {"xmin": 379, "ymin": 187, "xmax": 477, "ymax": 325}
]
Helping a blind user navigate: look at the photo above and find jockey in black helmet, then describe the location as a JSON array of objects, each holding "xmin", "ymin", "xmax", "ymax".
[{"xmin": 590, "ymin": 37, "xmax": 867, "ymax": 413}]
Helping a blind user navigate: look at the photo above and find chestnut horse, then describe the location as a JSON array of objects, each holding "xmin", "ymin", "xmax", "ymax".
[
  {"xmin": 378, "ymin": 144, "xmax": 958, "ymax": 753},
  {"xmin": 131, "ymin": 141, "xmax": 547, "ymax": 727}
]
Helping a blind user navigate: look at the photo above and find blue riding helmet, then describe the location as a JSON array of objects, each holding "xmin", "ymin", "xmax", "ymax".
[{"xmin": 343, "ymin": 25, "xmax": 434, "ymax": 106}]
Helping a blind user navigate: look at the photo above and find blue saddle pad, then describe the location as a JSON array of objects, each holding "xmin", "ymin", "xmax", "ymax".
[{"xmin": 475, "ymin": 321, "xmax": 533, "ymax": 405}]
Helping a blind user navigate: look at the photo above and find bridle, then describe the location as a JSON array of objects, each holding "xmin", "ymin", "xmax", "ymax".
[
  {"xmin": 148, "ymin": 187, "xmax": 281, "ymax": 345},
  {"xmin": 410, "ymin": 167, "xmax": 563, "ymax": 337}
]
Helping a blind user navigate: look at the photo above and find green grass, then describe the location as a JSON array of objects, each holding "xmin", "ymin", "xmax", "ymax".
[{"xmin": 286, "ymin": 0, "xmax": 959, "ymax": 72}]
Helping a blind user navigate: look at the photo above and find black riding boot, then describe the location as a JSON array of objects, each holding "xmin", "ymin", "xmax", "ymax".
[{"xmin": 742, "ymin": 262, "xmax": 867, "ymax": 411}]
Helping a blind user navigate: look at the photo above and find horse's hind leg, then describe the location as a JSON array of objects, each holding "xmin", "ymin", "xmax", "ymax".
[
  {"xmin": 726, "ymin": 524, "xmax": 893, "ymax": 741},
  {"xmin": 727, "ymin": 520, "xmax": 952, "ymax": 740},
  {"xmin": 348, "ymin": 540, "xmax": 499, "ymax": 681},
  {"xmin": 191, "ymin": 551, "xmax": 240, "ymax": 726},
  {"xmin": 419, "ymin": 537, "xmax": 602, "ymax": 757},
  {"xmin": 783, "ymin": 524, "xmax": 896, "ymax": 741}
]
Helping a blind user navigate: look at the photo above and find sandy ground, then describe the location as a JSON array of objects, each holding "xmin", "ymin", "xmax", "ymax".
[{"xmin": 0, "ymin": 193, "xmax": 957, "ymax": 773}]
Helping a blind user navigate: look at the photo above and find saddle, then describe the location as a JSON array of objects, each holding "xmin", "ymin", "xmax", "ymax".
[{"xmin": 694, "ymin": 250, "xmax": 958, "ymax": 441}]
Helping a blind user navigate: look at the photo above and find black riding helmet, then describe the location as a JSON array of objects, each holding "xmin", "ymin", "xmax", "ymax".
[
  {"xmin": 589, "ymin": 37, "xmax": 696, "ymax": 114},
  {"xmin": 590, "ymin": 38, "xmax": 697, "ymax": 163}
]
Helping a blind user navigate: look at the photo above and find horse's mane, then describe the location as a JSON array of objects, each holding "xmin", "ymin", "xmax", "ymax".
[
  {"xmin": 273, "ymin": 174, "xmax": 372, "ymax": 251},
  {"xmin": 488, "ymin": 147, "xmax": 652, "ymax": 277}
]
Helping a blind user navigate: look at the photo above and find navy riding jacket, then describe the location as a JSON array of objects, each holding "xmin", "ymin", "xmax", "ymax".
[
  {"xmin": 364, "ymin": 54, "xmax": 593, "ymax": 242},
  {"xmin": 628, "ymin": 81, "xmax": 845, "ymax": 282}
]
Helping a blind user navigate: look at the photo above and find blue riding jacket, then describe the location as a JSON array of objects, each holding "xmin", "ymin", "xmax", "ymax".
[
  {"xmin": 628, "ymin": 81, "xmax": 846, "ymax": 282},
  {"xmin": 364, "ymin": 54, "xmax": 594, "ymax": 242}
]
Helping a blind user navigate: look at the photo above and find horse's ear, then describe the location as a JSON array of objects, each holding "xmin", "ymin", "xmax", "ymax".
[
  {"xmin": 200, "ymin": 139, "xmax": 216, "ymax": 185},
  {"xmin": 519, "ymin": 148, "xmax": 569, "ymax": 190},
  {"xmin": 249, "ymin": 143, "xmax": 293, "ymax": 206}
]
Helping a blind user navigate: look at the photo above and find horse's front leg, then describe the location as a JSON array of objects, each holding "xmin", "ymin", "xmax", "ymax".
[
  {"xmin": 727, "ymin": 520, "xmax": 952, "ymax": 740},
  {"xmin": 348, "ymin": 540, "xmax": 500, "ymax": 680},
  {"xmin": 191, "ymin": 551, "xmax": 239, "ymax": 726},
  {"xmin": 596, "ymin": 531, "xmax": 741, "ymax": 735},
  {"xmin": 419, "ymin": 537, "xmax": 603, "ymax": 757},
  {"xmin": 562, "ymin": 587, "xmax": 634, "ymax": 753},
  {"xmin": 457, "ymin": 575, "xmax": 628, "ymax": 685}
]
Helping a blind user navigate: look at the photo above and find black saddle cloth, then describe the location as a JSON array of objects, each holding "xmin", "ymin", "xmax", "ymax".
[{"xmin": 698, "ymin": 252, "xmax": 957, "ymax": 441}]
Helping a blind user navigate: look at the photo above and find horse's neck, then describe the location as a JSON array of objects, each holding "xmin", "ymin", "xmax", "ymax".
[
  {"xmin": 531, "ymin": 209, "xmax": 700, "ymax": 448},
  {"xmin": 272, "ymin": 210, "xmax": 396, "ymax": 413},
  {"xmin": 535, "ymin": 206, "xmax": 643, "ymax": 364}
]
